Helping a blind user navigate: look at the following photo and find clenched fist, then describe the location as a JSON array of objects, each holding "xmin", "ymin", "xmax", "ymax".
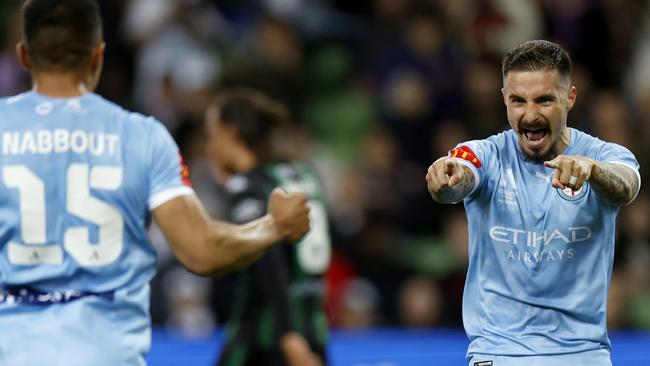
[
  {"xmin": 268, "ymin": 187, "xmax": 311, "ymax": 243},
  {"xmin": 544, "ymin": 155, "xmax": 595, "ymax": 191}
]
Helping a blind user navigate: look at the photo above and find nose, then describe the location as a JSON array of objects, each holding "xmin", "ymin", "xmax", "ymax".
[{"xmin": 522, "ymin": 102, "xmax": 541, "ymax": 124}]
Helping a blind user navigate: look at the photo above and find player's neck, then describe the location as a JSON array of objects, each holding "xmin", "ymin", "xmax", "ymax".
[
  {"xmin": 31, "ymin": 72, "xmax": 90, "ymax": 98},
  {"xmin": 554, "ymin": 127, "xmax": 572, "ymax": 156},
  {"xmin": 539, "ymin": 127, "xmax": 573, "ymax": 163}
]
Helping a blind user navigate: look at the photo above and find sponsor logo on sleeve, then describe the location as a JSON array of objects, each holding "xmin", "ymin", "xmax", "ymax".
[{"xmin": 449, "ymin": 145, "xmax": 482, "ymax": 168}]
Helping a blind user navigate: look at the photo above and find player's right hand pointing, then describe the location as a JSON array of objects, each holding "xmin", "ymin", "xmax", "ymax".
[
  {"xmin": 426, "ymin": 157, "xmax": 465, "ymax": 200},
  {"xmin": 268, "ymin": 187, "xmax": 311, "ymax": 243}
]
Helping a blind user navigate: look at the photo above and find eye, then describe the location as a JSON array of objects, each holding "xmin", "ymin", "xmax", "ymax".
[{"xmin": 538, "ymin": 96, "xmax": 555, "ymax": 104}]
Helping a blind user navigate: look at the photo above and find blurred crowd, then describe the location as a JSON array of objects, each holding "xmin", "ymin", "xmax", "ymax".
[{"xmin": 1, "ymin": 0, "xmax": 650, "ymax": 335}]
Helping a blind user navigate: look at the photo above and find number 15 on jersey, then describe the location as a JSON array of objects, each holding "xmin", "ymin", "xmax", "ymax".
[{"xmin": 3, "ymin": 163, "xmax": 124, "ymax": 267}]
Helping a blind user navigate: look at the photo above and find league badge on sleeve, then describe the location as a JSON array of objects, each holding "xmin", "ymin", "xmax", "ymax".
[{"xmin": 556, "ymin": 183, "xmax": 588, "ymax": 201}]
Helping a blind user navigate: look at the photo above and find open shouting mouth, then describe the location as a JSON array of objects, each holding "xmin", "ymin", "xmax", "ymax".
[{"xmin": 522, "ymin": 127, "xmax": 549, "ymax": 147}]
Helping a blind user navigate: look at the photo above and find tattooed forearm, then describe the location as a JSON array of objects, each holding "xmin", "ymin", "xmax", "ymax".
[
  {"xmin": 434, "ymin": 166, "xmax": 476, "ymax": 204},
  {"xmin": 589, "ymin": 162, "xmax": 639, "ymax": 205}
]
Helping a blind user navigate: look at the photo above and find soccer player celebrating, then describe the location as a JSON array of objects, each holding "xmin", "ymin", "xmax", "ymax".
[
  {"xmin": 426, "ymin": 40, "xmax": 640, "ymax": 365},
  {"xmin": 0, "ymin": 1, "xmax": 310, "ymax": 365},
  {"xmin": 204, "ymin": 89, "xmax": 330, "ymax": 366}
]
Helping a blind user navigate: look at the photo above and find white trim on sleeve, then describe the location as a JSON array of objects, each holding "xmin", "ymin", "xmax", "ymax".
[
  {"xmin": 149, "ymin": 186, "xmax": 195, "ymax": 210},
  {"xmin": 609, "ymin": 161, "xmax": 641, "ymax": 205}
]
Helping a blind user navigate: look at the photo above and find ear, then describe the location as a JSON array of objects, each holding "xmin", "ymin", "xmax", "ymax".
[
  {"xmin": 15, "ymin": 42, "xmax": 31, "ymax": 70},
  {"xmin": 567, "ymin": 86, "xmax": 577, "ymax": 111},
  {"xmin": 90, "ymin": 42, "xmax": 105, "ymax": 72},
  {"xmin": 87, "ymin": 42, "xmax": 106, "ymax": 91}
]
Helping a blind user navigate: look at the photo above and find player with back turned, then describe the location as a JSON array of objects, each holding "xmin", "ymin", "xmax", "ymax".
[
  {"xmin": 0, "ymin": 1, "xmax": 310, "ymax": 365},
  {"xmin": 426, "ymin": 40, "xmax": 640, "ymax": 365},
  {"xmin": 204, "ymin": 88, "xmax": 330, "ymax": 366}
]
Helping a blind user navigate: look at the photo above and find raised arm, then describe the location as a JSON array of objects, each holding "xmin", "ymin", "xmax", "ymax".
[
  {"xmin": 152, "ymin": 188, "xmax": 310, "ymax": 276},
  {"xmin": 426, "ymin": 157, "xmax": 476, "ymax": 204},
  {"xmin": 544, "ymin": 155, "xmax": 640, "ymax": 205}
]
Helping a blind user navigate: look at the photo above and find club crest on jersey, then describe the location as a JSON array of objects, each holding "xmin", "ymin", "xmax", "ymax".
[
  {"xmin": 449, "ymin": 145, "xmax": 482, "ymax": 168},
  {"xmin": 556, "ymin": 183, "xmax": 588, "ymax": 201}
]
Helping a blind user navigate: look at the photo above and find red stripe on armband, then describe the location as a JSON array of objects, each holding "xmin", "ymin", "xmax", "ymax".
[{"xmin": 449, "ymin": 145, "xmax": 482, "ymax": 168}]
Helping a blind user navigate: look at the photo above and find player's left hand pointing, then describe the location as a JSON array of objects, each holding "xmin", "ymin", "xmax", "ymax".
[{"xmin": 544, "ymin": 155, "xmax": 595, "ymax": 191}]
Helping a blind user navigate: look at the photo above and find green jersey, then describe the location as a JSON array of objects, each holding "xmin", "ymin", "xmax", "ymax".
[{"xmin": 216, "ymin": 162, "xmax": 331, "ymax": 366}]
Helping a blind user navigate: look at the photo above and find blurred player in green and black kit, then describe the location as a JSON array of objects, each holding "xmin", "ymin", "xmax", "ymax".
[{"xmin": 205, "ymin": 88, "xmax": 331, "ymax": 366}]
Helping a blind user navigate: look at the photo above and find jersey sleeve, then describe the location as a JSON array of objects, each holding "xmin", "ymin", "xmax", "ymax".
[
  {"xmin": 146, "ymin": 121, "xmax": 194, "ymax": 210},
  {"xmin": 597, "ymin": 141, "xmax": 641, "ymax": 203},
  {"xmin": 448, "ymin": 139, "xmax": 495, "ymax": 199}
]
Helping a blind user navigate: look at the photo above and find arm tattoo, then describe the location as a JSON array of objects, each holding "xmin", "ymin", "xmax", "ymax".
[
  {"xmin": 435, "ymin": 166, "xmax": 477, "ymax": 204},
  {"xmin": 590, "ymin": 162, "xmax": 639, "ymax": 205}
]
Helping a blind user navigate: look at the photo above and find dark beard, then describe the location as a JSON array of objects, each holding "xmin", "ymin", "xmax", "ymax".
[{"xmin": 519, "ymin": 141, "xmax": 561, "ymax": 164}]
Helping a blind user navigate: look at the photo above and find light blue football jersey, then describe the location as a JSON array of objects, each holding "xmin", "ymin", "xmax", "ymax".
[
  {"xmin": 0, "ymin": 91, "xmax": 193, "ymax": 365},
  {"xmin": 452, "ymin": 128, "xmax": 640, "ymax": 365}
]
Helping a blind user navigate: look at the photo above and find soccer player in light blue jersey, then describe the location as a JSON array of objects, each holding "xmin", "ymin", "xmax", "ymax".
[
  {"xmin": 426, "ymin": 40, "xmax": 641, "ymax": 366},
  {"xmin": 0, "ymin": 1, "xmax": 311, "ymax": 365}
]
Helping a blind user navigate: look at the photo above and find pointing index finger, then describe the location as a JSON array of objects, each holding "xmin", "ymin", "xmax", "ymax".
[
  {"xmin": 444, "ymin": 158, "xmax": 457, "ymax": 175},
  {"xmin": 543, "ymin": 156, "xmax": 561, "ymax": 169}
]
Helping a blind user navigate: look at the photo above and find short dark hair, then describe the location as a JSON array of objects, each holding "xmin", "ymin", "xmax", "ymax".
[
  {"xmin": 502, "ymin": 40, "xmax": 571, "ymax": 81},
  {"xmin": 212, "ymin": 88, "xmax": 290, "ymax": 157},
  {"xmin": 21, "ymin": 0, "xmax": 103, "ymax": 71}
]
